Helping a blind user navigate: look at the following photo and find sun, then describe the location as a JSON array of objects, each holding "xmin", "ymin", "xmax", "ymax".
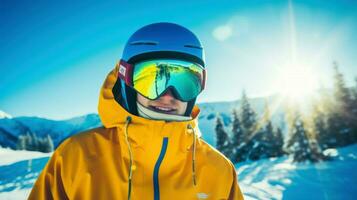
[{"xmin": 277, "ymin": 64, "xmax": 319, "ymax": 103}]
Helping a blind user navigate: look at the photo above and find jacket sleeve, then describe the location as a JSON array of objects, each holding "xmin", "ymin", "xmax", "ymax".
[
  {"xmin": 228, "ymin": 163, "xmax": 245, "ymax": 200},
  {"xmin": 28, "ymin": 144, "xmax": 70, "ymax": 200}
]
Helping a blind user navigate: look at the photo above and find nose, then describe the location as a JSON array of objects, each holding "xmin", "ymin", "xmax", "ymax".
[{"xmin": 160, "ymin": 89, "xmax": 175, "ymax": 101}]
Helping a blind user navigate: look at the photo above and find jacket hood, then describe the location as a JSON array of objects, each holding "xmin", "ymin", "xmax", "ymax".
[{"xmin": 98, "ymin": 64, "xmax": 201, "ymax": 133}]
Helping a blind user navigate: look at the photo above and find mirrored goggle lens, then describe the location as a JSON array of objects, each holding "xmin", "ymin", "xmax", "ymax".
[{"xmin": 132, "ymin": 59, "xmax": 204, "ymax": 101}]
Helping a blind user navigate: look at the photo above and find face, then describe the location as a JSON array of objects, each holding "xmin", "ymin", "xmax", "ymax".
[{"xmin": 137, "ymin": 90, "xmax": 188, "ymax": 115}]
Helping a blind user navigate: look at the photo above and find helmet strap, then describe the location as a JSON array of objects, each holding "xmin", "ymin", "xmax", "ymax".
[
  {"xmin": 184, "ymin": 98, "xmax": 196, "ymax": 116},
  {"xmin": 112, "ymin": 78, "xmax": 138, "ymax": 115}
]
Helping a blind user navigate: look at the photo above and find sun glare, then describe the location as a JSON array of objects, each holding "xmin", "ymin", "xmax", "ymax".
[
  {"xmin": 277, "ymin": 64, "xmax": 319, "ymax": 103},
  {"xmin": 275, "ymin": 0, "xmax": 319, "ymax": 104}
]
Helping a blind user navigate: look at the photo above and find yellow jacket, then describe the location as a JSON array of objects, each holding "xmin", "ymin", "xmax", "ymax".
[{"xmin": 28, "ymin": 66, "xmax": 244, "ymax": 200}]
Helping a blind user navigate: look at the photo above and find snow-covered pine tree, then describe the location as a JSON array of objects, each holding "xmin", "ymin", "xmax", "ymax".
[
  {"xmin": 239, "ymin": 90, "xmax": 258, "ymax": 161},
  {"xmin": 17, "ymin": 132, "xmax": 54, "ymax": 152},
  {"xmin": 248, "ymin": 101, "xmax": 279, "ymax": 160},
  {"xmin": 40, "ymin": 134, "xmax": 54, "ymax": 153},
  {"xmin": 272, "ymin": 127, "xmax": 285, "ymax": 157},
  {"xmin": 240, "ymin": 90, "xmax": 257, "ymax": 132},
  {"xmin": 329, "ymin": 62, "xmax": 355, "ymax": 146},
  {"xmin": 215, "ymin": 116, "xmax": 232, "ymax": 159},
  {"xmin": 287, "ymin": 113, "xmax": 325, "ymax": 162},
  {"xmin": 32, "ymin": 133, "xmax": 39, "ymax": 151},
  {"xmin": 231, "ymin": 109, "xmax": 245, "ymax": 162},
  {"xmin": 24, "ymin": 131, "xmax": 34, "ymax": 151},
  {"xmin": 16, "ymin": 134, "xmax": 26, "ymax": 150},
  {"xmin": 311, "ymin": 104, "xmax": 332, "ymax": 150},
  {"xmin": 352, "ymin": 77, "xmax": 357, "ymax": 105},
  {"xmin": 352, "ymin": 77, "xmax": 357, "ymax": 142}
]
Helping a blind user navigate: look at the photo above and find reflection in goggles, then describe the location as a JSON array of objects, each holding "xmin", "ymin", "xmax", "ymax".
[{"xmin": 133, "ymin": 59, "xmax": 204, "ymax": 101}]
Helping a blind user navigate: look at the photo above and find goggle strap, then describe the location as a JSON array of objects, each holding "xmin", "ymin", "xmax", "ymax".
[
  {"xmin": 118, "ymin": 60, "xmax": 133, "ymax": 86},
  {"xmin": 202, "ymin": 69, "xmax": 206, "ymax": 90}
]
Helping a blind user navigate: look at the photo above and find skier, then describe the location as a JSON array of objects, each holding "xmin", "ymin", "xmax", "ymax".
[{"xmin": 29, "ymin": 22, "xmax": 244, "ymax": 200}]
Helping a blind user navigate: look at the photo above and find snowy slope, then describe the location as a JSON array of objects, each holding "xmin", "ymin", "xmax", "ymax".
[
  {"xmin": 1, "ymin": 144, "xmax": 356, "ymax": 199},
  {"xmin": 237, "ymin": 145, "xmax": 357, "ymax": 200},
  {"xmin": 0, "ymin": 148, "xmax": 50, "ymax": 199},
  {"xmin": 0, "ymin": 148, "xmax": 51, "ymax": 166}
]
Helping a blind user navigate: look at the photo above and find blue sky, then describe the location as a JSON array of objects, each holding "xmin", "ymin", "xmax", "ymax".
[{"xmin": 1, "ymin": 0, "xmax": 357, "ymax": 119}]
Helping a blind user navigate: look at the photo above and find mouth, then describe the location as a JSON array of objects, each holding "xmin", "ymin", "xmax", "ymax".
[{"xmin": 149, "ymin": 105, "xmax": 177, "ymax": 114}]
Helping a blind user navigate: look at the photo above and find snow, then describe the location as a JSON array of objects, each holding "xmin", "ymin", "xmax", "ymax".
[
  {"xmin": 323, "ymin": 148, "xmax": 338, "ymax": 157},
  {"xmin": 0, "ymin": 111, "xmax": 12, "ymax": 119},
  {"xmin": 0, "ymin": 148, "xmax": 52, "ymax": 166},
  {"xmin": 237, "ymin": 144, "xmax": 357, "ymax": 200},
  {"xmin": 0, "ymin": 142, "xmax": 357, "ymax": 199},
  {"xmin": 0, "ymin": 147, "xmax": 50, "ymax": 199},
  {"xmin": 0, "ymin": 188, "xmax": 31, "ymax": 200}
]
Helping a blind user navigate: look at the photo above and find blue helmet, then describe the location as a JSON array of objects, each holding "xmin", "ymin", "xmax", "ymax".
[
  {"xmin": 113, "ymin": 22, "xmax": 205, "ymax": 116},
  {"xmin": 122, "ymin": 22, "xmax": 205, "ymax": 67}
]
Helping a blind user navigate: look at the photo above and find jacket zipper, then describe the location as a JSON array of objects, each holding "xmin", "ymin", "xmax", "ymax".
[{"xmin": 153, "ymin": 137, "xmax": 169, "ymax": 200}]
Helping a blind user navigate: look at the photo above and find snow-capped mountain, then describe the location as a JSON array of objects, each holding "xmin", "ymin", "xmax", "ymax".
[
  {"xmin": 0, "ymin": 113, "xmax": 101, "ymax": 149},
  {"xmin": 0, "ymin": 111, "xmax": 12, "ymax": 119}
]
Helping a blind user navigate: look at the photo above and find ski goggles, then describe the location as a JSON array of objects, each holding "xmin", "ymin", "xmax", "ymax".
[{"xmin": 118, "ymin": 59, "xmax": 206, "ymax": 101}]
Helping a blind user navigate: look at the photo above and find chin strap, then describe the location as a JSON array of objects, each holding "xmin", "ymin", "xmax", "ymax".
[{"xmin": 137, "ymin": 102, "xmax": 192, "ymax": 121}]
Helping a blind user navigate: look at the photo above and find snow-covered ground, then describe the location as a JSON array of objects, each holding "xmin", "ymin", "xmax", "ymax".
[
  {"xmin": 0, "ymin": 148, "xmax": 51, "ymax": 166},
  {"xmin": 0, "ymin": 144, "xmax": 356, "ymax": 199},
  {"xmin": 0, "ymin": 148, "xmax": 50, "ymax": 200},
  {"xmin": 238, "ymin": 145, "xmax": 357, "ymax": 200}
]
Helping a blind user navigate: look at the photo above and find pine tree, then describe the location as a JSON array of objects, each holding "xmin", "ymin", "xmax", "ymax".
[
  {"xmin": 44, "ymin": 134, "xmax": 54, "ymax": 152},
  {"xmin": 261, "ymin": 102, "xmax": 280, "ymax": 157},
  {"xmin": 32, "ymin": 133, "xmax": 39, "ymax": 151},
  {"xmin": 312, "ymin": 104, "xmax": 331, "ymax": 150},
  {"xmin": 333, "ymin": 62, "xmax": 353, "ymax": 111},
  {"xmin": 352, "ymin": 77, "xmax": 357, "ymax": 102},
  {"xmin": 272, "ymin": 127, "xmax": 285, "ymax": 157},
  {"xmin": 286, "ymin": 113, "xmax": 325, "ymax": 162},
  {"xmin": 24, "ymin": 132, "xmax": 34, "ymax": 151},
  {"xmin": 16, "ymin": 132, "xmax": 54, "ymax": 152},
  {"xmin": 239, "ymin": 90, "xmax": 258, "ymax": 161},
  {"xmin": 329, "ymin": 62, "xmax": 355, "ymax": 146},
  {"xmin": 240, "ymin": 90, "xmax": 257, "ymax": 132},
  {"xmin": 352, "ymin": 77, "xmax": 357, "ymax": 141},
  {"xmin": 231, "ymin": 109, "xmax": 245, "ymax": 162},
  {"xmin": 17, "ymin": 135, "xmax": 26, "ymax": 150},
  {"xmin": 215, "ymin": 116, "xmax": 231, "ymax": 158},
  {"xmin": 248, "ymin": 101, "xmax": 278, "ymax": 160}
]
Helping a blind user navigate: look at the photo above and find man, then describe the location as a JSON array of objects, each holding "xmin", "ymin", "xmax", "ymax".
[{"xmin": 29, "ymin": 22, "xmax": 244, "ymax": 200}]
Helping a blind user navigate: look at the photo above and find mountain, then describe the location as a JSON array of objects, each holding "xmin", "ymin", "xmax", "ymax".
[
  {"xmin": 0, "ymin": 114, "xmax": 102, "ymax": 149},
  {"xmin": 0, "ymin": 118, "xmax": 30, "ymax": 149},
  {"xmin": 0, "ymin": 110, "xmax": 12, "ymax": 119}
]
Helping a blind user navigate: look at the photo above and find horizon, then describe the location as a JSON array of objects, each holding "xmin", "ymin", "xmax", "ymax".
[{"xmin": 0, "ymin": 85, "xmax": 342, "ymax": 120}]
